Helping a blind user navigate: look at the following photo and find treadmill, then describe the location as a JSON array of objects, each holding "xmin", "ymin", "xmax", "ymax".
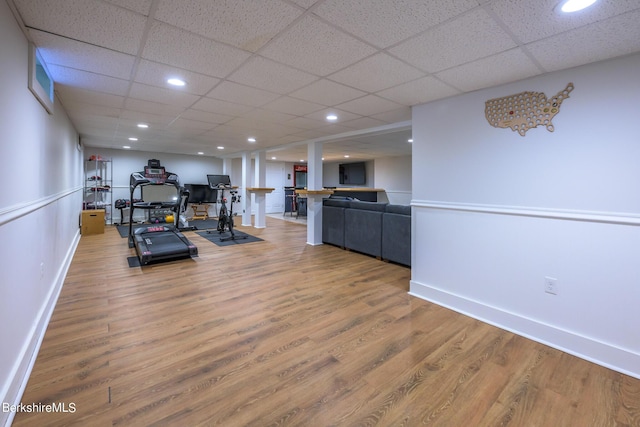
[{"xmin": 128, "ymin": 160, "xmax": 198, "ymax": 265}]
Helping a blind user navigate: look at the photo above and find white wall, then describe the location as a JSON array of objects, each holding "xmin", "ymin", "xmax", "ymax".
[
  {"xmin": 410, "ymin": 53, "xmax": 640, "ymax": 378},
  {"xmin": 0, "ymin": 3, "xmax": 83, "ymax": 424},
  {"xmin": 373, "ymin": 155, "xmax": 411, "ymax": 204}
]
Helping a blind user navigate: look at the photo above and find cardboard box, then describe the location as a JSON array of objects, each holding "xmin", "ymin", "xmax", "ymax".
[{"xmin": 81, "ymin": 209, "xmax": 105, "ymax": 235}]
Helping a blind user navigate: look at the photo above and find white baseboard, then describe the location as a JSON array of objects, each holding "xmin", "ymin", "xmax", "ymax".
[
  {"xmin": 409, "ymin": 280, "xmax": 640, "ymax": 380},
  {"xmin": 0, "ymin": 231, "xmax": 80, "ymax": 427}
]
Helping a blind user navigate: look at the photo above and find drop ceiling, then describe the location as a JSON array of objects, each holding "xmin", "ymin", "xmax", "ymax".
[{"xmin": 7, "ymin": 0, "xmax": 640, "ymax": 162}]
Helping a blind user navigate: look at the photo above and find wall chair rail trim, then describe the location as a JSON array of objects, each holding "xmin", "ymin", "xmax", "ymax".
[
  {"xmin": 411, "ymin": 200, "xmax": 640, "ymax": 226},
  {"xmin": 0, "ymin": 186, "xmax": 83, "ymax": 226}
]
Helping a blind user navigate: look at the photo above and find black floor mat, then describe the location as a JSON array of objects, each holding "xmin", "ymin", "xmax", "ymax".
[
  {"xmin": 195, "ymin": 230, "xmax": 263, "ymax": 246},
  {"xmin": 127, "ymin": 256, "xmax": 141, "ymax": 267},
  {"xmin": 117, "ymin": 219, "xmax": 218, "ymax": 237}
]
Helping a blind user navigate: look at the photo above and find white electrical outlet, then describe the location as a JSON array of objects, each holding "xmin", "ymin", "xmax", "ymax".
[{"xmin": 544, "ymin": 276, "xmax": 558, "ymax": 295}]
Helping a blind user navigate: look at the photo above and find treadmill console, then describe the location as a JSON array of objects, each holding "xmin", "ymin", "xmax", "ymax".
[{"xmin": 144, "ymin": 166, "xmax": 167, "ymax": 184}]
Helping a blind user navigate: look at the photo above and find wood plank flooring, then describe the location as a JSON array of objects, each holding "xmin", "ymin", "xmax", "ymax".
[{"xmin": 12, "ymin": 218, "xmax": 640, "ymax": 426}]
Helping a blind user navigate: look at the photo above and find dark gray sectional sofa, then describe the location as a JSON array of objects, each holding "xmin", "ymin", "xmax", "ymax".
[{"xmin": 322, "ymin": 198, "xmax": 411, "ymax": 267}]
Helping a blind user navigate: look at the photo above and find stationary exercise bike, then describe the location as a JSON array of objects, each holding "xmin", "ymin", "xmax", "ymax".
[{"xmin": 206, "ymin": 175, "xmax": 247, "ymax": 242}]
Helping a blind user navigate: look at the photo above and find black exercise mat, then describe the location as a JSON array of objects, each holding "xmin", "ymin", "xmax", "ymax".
[
  {"xmin": 117, "ymin": 219, "xmax": 219, "ymax": 238},
  {"xmin": 196, "ymin": 230, "xmax": 263, "ymax": 246}
]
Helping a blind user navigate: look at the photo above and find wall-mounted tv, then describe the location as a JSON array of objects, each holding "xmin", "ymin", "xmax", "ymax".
[
  {"xmin": 339, "ymin": 162, "xmax": 366, "ymax": 185},
  {"xmin": 184, "ymin": 184, "xmax": 218, "ymax": 204}
]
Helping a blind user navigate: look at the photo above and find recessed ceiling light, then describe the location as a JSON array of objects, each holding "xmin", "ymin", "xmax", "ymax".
[
  {"xmin": 128, "ymin": 137, "xmax": 138, "ymax": 141},
  {"xmin": 167, "ymin": 78, "xmax": 186, "ymax": 86},
  {"xmin": 248, "ymin": 137, "xmax": 256, "ymax": 143},
  {"xmin": 408, "ymin": 139, "xmax": 413, "ymax": 143},
  {"xmin": 197, "ymin": 152, "xmax": 204, "ymax": 155},
  {"xmin": 271, "ymin": 156, "xmax": 277, "ymax": 160},
  {"xmin": 557, "ymin": 0, "xmax": 597, "ymax": 13},
  {"xmin": 217, "ymin": 146, "xmax": 224, "ymax": 150},
  {"xmin": 344, "ymin": 155, "xmax": 350, "ymax": 158},
  {"xmin": 137, "ymin": 123, "xmax": 149, "ymax": 128},
  {"xmin": 300, "ymin": 159, "xmax": 305, "ymax": 162},
  {"xmin": 123, "ymin": 145, "xmax": 131, "ymax": 149},
  {"xmin": 326, "ymin": 114, "xmax": 338, "ymax": 121}
]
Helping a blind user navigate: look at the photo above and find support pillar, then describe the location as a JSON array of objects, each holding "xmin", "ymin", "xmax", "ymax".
[
  {"xmin": 241, "ymin": 152, "xmax": 252, "ymax": 226},
  {"xmin": 306, "ymin": 141, "xmax": 324, "ymax": 245},
  {"xmin": 253, "ymin": 150, "xmax": 267, "ymax": 228}
]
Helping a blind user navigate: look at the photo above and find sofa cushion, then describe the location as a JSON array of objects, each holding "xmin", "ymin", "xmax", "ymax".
[
  {"xmin": 382, "ymin": 212, "xmax": 411, "ymax": 266},
  {"xmin": 349, "ymin": 200, "xmax": 387, "ymax": 212},
  {"xmin": 323, "ymin": 198, "xmax": 351, "ymax": 208},
  {"xmin": 344, "ymin": 207, "xmax": 383, "ymax": 257},
  {"xmin": 322, "ymin": 204, "xmax": 346, "ymax": 247},
  {"xmin": 385, "ymin": 204, "xmax": 411, "ymax": 216}
]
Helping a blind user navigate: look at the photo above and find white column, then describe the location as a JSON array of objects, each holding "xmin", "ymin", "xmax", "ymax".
[
  {"xmin": 241, "ymin": 152, "xmax": 252, "ymax": 226},
  {"xmin": 222, "ymin": 158, "xmax": 233, "ymax": 175},
  {"xmin": 306, "ymin": 141, "xmax": 323, "ymax": 245},
  {"xmin": 254, "ymin": 150, "xmax": 267, "ymax": 228}
]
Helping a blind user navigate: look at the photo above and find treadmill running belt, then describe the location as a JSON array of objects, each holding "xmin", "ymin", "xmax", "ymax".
[
  {"xmin": 134, "ymin": 230, "xmax": 198, "ymax": 264},
  {"xmin": 141, "ymin": 232, "xmax": 190, "ymax": 256}
]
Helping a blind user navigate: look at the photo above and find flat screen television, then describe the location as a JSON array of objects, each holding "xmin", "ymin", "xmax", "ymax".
[
  {"xmin": 339, "ymin": 162, "xmax": 366, "ymax": 185},
  {"xmin": 184, "ymin": 184, "xmax": 217, "ymax": 203}
]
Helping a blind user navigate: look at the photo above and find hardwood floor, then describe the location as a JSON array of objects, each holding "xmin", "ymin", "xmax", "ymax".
[{"xmin": 12, "ymin": 218, "xmax": 640, "ymax": 426}]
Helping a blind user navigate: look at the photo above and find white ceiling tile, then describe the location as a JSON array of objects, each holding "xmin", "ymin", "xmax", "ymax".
[
  {"xmin": 289, "ymin": 79, "xmax": 367, "ymax": 106},
  {"xmin": 208, "ymin": 81, "xmax": 280, "ymax": 107},
  {"xmin": 340, "ymin": 116, "xmax": 389, "ymax": 130},
  {"xmin": 129, "ymin": 82, "xmax": 200, "ymax": 108},
  {"xmin": 155, "ymin": 0, "xmax": 302, "ymax": 52},
  {"xmin": 284, "ymin": 116, "xmax": 328, "ymax": 131},
  {"xmin": 62, "ymin": 101, "xmax": 121, "ymax": 119},
  {"xmin": 191, "ymin": 97, "xmax": 254, "ymax": 116},
  {"xmin": 14, "ymin": 0, "xmax": 146, "ymax": 54},
  {"xmin": 336, "ymin": 95, "xmax": 404, "ymax": 117},
  {"xmin": 239, "ymin": 108, "xmax": 298, "ymax": 124},
  {"xmin": 527, "ymin": 10, "xmax": 640, "ymax": 72},
  {"xmin": 203, "ymin": 124, "xmax": 261, "ymax": 141},
  {"xmin": 488, "ymin": 0, "xmax": 640, "ymax": 44},
  {"xmin": 124, "ymin": 98, "xmax": 185, "ymax": 116},
  {"xmin": 228, "ymin": 56, "xmax": 319, "ymax": 94},
  {"xmin": 304, "ymin": 108, "xmax": 361, "ymax": 123},
  {"xmin": 48, "ymin": 64, "xmax": 130, "ymax": 96},
  {"xmin": 169, "ymin": 117, "xmax": 217, "ymax": 133},
  {"xmin": 103, "ymin": 0, "xmax": 152, "ymax": 15},
  {"xmin": 371, "ymin": 107, "xmax": 412, "ymax": 123},
  {"xmin": 314, "ymin": 0, "xmax": 479, "ymax": 48},
  {"xmin": 377, "ymin": 76, "xmax": 460, "ymax": 106},
  {"xmin": 134, "ymin": 60, "xmax": 220, "ymax": 95},
  {"xmin": 436, "ymin": 48, "xmax": 541, "ymax": 92},
  {"xmin": 262, "ymin": 96, "xmax": 326, "ymax": 116},
  {"xmin": 328, "ymin": 53, "xmax": 425, "ymax": 93},
  {"xmin": 142, "ymin": 22, "xmax": 252, "ymax": 77},
  {"xmin": 260, "ymin": 15, "xmax": 377, "ymax": 76},
  {"xmin": 389, "ymin": 8, "xmax": 517, "ymax": 74},
  {"xmin": 288, "ymin": 0, "xmax": 318, "ymax": 8},
  {"xmin": 56, "ymin": 86, "xmax": 125, "ymax": 109},
  {"xmin": 119, "ymin": 109, "xmax": 174, "ymax": 127},
  {"xmin": 180, "ymin": 109, "xmax": 234, "ymax": 125},
  {"xmin": 30, "ymin": 30, "xmax": 136, "ymax": 80}
]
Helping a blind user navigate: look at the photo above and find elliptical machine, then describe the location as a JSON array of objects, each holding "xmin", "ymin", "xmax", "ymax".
[{"xmin": 206, "ymin": 175, "xmax": 246, "ymax": 242}]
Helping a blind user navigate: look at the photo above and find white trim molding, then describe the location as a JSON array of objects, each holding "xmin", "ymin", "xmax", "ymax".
[
  {"xmin": 409, "ymin": 282, "xmax": 640, "ymax": 379},
  {"xmin": 0, "ymin": 187, "xmax": 83, "ymax": 227},
  {"xmin": 411, "ymin": 200, "xmax": 640, "ymax": 226}
]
